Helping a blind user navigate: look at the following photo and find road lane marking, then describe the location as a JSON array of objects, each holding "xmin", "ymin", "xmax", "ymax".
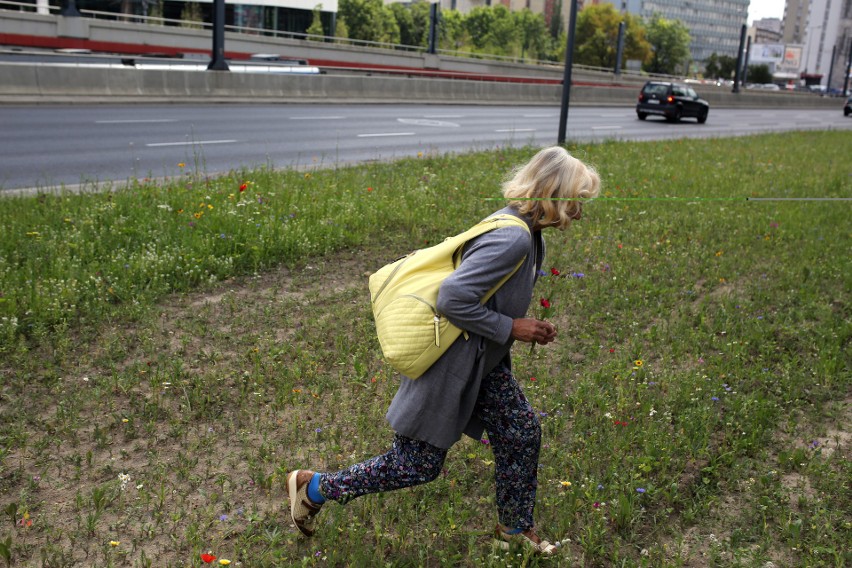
[
  {"xmin": 423, "ymin": 114, "xmax": 464, "ymax": 118},
  {"xmin": 398, "ymin": 118, "xmax": 460, "ymax": 127},
  {"xmin": 96, "ymin": 119, "xmax": 178, "ymax": 124},
  {"xmin": 145, "ymin": 139, "xmax": 237, "ymax": 147},
  {"xmin": 289, "ymin": 116, "xmax": 344, "ymax": 120},
  {"xmin": 357, "ymin": 132, "xmax": 415, "ymax": 138},
  {"xmin": 495, "ymin": 128, "xmax": 536, "ymax": 132}
]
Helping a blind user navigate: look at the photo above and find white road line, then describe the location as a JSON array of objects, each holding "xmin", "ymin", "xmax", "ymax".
[
  {"xmin": 398, "ymin": 118, "xmax": 460, "ymax": 127},
  {"xmin": 495, "ymin": 128, "xmax": 536, "ymax": 132},
  {"xmin": 423, "ymin": 114, "xmax": 464, "ymax": 118},
  {"xmin": 591, "ymin": 126, "xmax": 623, "ymax": 130},
  {"xmin": 96, "ymin": 119, "xmax": 178, "ymax": 124},
  {"xmin": 145, "ymin": 139, "xmax": 237, "ymax": 147},
  {"xmin": 357, "ymin": 132, "xmax": 415, "ymax": 138},
  {"xmin": 289, "ymin": 116, "xmax": 344, "ymax": 120}
]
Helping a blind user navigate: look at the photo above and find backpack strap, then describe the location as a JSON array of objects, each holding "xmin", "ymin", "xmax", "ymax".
[
  {"xmin": 477, "ymin": 215, "xmax": 531, "ymax": 304},
  {"xmin": 451, "ymin": 214, "xmax": 531, "ymax": 339}
]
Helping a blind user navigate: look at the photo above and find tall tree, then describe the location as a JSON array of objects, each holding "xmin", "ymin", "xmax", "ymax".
[
  {"xmin": 306, "ymin": 4, "xmax": 325, "ymax": 39},
  {"xmin": 549, "ymin": 0, "xmax": 563, "ymax": 39},
  {"xmin": 390, "ymin": 1, "xmax": 433, "ymax": 48},
  {"xmin": 390, "ymin": 3, "xmax": 416, "ymax": 46},
  {"xmin": 574, "ymin": 4, "xmax": 651, "ymax": 68},
  {"xmin": 644, "ymin": 16, "xmax": 691, "ymax": 75},
  {"xmin": 513, "ymin": 9, "xmax": 548, "ymax": 61},
  {"xmin": 438, "ymin": 9, "xmax": 468, "ymax": 52},
  {"xmin": 485, "ymin": 5, "xmax": 519, "ymax": 55},
  {"xmin": 704, "ymin": 52, "xmax": 738, "ymax": 79},
  {"xmin": 464, "ymin": 6, "xmax": 497, "ymax": 51},
  {"xmin": 338, "ymin": 0, "xmax": 400, "ymax": 44},
  {"xmin": 622, "ymin": 13, "xmax": 652, "ymax": 67},
  {"xmin": 746, "ymin": 64, "xmax": 773, "ymax": 84}
]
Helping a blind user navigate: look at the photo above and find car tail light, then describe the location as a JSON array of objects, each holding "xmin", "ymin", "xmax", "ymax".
[
  {"xmin": 638, "ymin": 93, "xmax": 645, "ymax": 102},
  {"xmin": 666, "ymin": 95, "xmax": 674, "ymax": 103}
]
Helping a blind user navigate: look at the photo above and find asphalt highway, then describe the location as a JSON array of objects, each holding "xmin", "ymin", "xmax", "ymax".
[{"xmin": 1, "ymin": 103, "xmax": 850, "ymax": 192}]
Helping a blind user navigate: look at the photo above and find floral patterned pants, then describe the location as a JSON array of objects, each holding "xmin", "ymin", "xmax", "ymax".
[{"xmin": 318, "ymin": 364, "xmax": 542, "ymax": 530}]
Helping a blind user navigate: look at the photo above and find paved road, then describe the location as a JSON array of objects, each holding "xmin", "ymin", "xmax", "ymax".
[{"xmin": 2, "ymin": 104, "xmax": 850, "ymax": 191}]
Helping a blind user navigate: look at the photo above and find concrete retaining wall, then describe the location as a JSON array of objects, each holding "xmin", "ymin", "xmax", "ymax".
[
  {"xmin": 1, "ymin": 62, "xmax": 842, "ymax": 108},
  {"xmin": 0, "ymin": 11, "xmax": 841, "ymax": 108}
]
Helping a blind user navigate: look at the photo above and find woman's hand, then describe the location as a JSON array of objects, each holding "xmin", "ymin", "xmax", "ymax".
[{"xmin": 511, "ymin": 318, "xmax": 557, "ymax": 345}]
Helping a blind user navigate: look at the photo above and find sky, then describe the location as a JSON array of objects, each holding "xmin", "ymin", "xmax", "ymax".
[{"xmin": 748, "ymin": 0, "xmax": 786, "ymax": 24}]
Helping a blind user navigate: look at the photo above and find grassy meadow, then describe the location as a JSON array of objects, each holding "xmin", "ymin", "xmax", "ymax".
[{"xmin": 0, "ymin": 131, "xmax": 850, "ymax": 567}]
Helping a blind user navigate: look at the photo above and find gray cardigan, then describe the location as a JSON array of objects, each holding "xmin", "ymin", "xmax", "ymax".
[{"xmin": 385, "ymin": 207, "xmax": 544, "ymax": 449}]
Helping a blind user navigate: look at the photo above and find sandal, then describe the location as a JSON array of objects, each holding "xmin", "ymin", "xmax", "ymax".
[
  {"xmin": 286, "ymin": 470, "xmax": 323, "ymax": 537},
  {"xmin": 493, "ymin": 524, "xmax": 558, "ymax": 556}
]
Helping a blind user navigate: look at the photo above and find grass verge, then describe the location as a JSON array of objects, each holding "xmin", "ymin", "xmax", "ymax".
[{"xmin": 0, "ymin": 131, "xmax": 850, "ymax": 567}]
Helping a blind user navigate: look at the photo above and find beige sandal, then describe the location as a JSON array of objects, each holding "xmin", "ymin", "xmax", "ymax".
[{"xmin": 493, "ymin": 524, "xmax": 558, "ymax": 556}]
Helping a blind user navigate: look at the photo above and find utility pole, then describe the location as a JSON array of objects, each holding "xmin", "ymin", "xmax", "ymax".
[
  {"xmin": 732, "ymin": 24, "xmax": 746, "ymax": 93},
  {"xmin": 207, "ymin": 0, "xmax": 229, "ymax": 71},
  {"xmin": 557, "ymin": 0, "xmax": 579, "ymax": 145},
  {"xmin": 825, "ymin": 44, "xmax": 836, "ymax": 93},
  {"xmin": 427, "ymin": 2, "xmax": 438, "ymax": 55},
  {"xmin": 614, "ymin": 21, "xmax": 625, "ymax": 77}
]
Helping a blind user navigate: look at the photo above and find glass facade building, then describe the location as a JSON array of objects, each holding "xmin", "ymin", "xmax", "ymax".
[{"xmin": 623, "ymin": 0, "xmax": 750, "ymax": 63}]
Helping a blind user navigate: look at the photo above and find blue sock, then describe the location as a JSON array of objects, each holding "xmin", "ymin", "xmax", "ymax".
[
  {"xmin": 307, "ymin": 473, "xmax": 326, "ymax": 505},
  {"xmin": 506, "ymin": 527, "xmax": 523, "ymax": 535}
]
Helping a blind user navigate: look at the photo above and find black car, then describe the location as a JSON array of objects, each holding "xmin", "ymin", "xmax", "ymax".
[
  {"xmin": 636, "ymin": 81, "xmax": 709, "ymax": 124},
  {"xmin": 844, "ymin": 96, "xmax": 852, "ymax": 116}
]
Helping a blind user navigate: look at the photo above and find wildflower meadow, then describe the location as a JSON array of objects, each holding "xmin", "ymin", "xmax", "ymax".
[{"xmin": 0, "ymin": 130, "xmax": 849, "ymax": 567}]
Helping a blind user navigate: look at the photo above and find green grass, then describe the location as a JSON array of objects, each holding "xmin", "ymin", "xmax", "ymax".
[{"xmin": 0, "ymin": 131, "xmax": 850, "ymax": 567}]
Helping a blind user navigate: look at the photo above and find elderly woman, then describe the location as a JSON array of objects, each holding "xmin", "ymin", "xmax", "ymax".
[{"xmin": 287, "ymin": 146, "xmax": 601, "ymax": 555}]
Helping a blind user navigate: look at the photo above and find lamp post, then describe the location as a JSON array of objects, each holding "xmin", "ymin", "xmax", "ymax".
[
  {"xmin": 207, "ymin": 0, "xmax": 229, "ymax": 71},
  {"xmin": 557, "ymin": 0, "xmax": 579, "ymax": 145}
]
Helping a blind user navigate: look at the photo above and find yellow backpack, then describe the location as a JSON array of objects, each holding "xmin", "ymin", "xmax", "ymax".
[{"xmin": 369, "ymin": 214, "xmax": 530, "ymax": 379}]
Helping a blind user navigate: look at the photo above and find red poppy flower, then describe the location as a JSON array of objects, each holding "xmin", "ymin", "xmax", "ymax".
[
  {"xmin": 550, "ymin": 267, "xmax": 560, "ymax": 275},
  {"xmin": 201, "ymin": 553, "xmax": 217, "ymax": 563},
  {"xmin": 239, "ymin": 183, "xmax": 247, "ymax": 192},
  {"xmin": 540, "ymin": 298, "xmax": 551, "ymax": 309}
]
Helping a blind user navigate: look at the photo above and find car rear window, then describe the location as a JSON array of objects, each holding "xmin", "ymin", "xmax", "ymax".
[{"xmin": 643, "ymin": 84, "xmax": 669, "ymax": 96}]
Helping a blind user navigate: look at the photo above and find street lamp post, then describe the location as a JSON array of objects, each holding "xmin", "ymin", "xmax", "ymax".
[
  {"xmin": 207, "ymin": 0, "xmax": 229, "ymax": 71},
  {"xmin": 557, "ymin": 0, "xmax": 579, "ymax": 145}
]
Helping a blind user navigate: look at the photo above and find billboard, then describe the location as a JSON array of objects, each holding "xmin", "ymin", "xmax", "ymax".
[
  {"xmin": 777, "ymin": 45, "xmax": 803, "ymax": 73},
  {"xmin": 751, "ymin": 43, "xmax": 785, "ymax": 63}
]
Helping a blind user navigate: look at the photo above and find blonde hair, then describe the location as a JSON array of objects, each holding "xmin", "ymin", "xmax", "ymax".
[{"xmin": 502, "ymin": 147, "xmax": 601, "ymax": 230}]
